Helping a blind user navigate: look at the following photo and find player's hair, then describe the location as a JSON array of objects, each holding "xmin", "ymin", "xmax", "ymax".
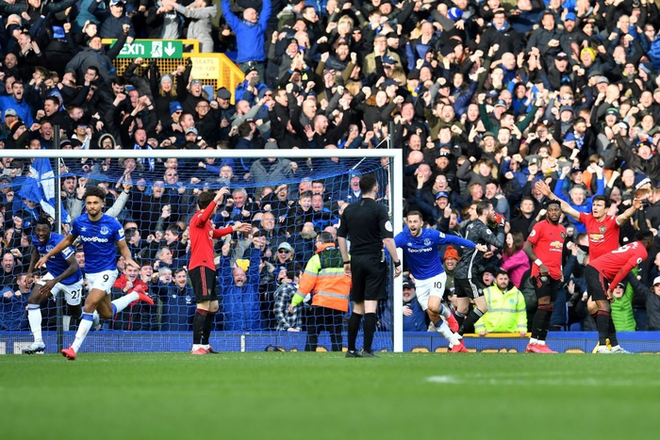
[
  {"xmin": 407, "ymin": 210, "xmax": 423, "ymax": 220},
  {"xmin": 592, "ymin": 195, "xmax": 610, "ymax": 207},
  {"xmin": 317, "ymin": 231, "xmax": 335, "ymax": 244},
  {"xmin": 197, "ymin": 191, "xmax": 214, "ymax": 209},
  {"xmin": 359, "ymin": 174, "xmax": 378, "ymax": 193},
  {"xmin": 84, "ymin": 186, "xmax": 107, "ymax": 202},
  {"xmin": 636, "ymin": 230, "xmax": 654, "ymax": 242},
  {"xmin": 36, "ymin": 217, "xmax": 51, "ymax": 228},
  {"xmin": 476, "ymin": 200, "xmax": 492, "ymax": 216}
]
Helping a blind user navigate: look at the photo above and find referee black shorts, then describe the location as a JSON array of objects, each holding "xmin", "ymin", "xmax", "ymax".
[
  {"xmin": 454, "ymin": 278, "xmax": 485, "ymax": 299},
  {"xmin": 189, "ymin": 266, "xmax": 218, "ymax": 303},
  {"xmin": 584, "ymin": 265, "xmax": 610, "ymax": 301},
  {"xmin": 531, "ymin": 274, "xmax": 563, "ymax": 302},
  {"xmin": 349, "ymin": 253, "xmax": 388, "ymax": 302}
]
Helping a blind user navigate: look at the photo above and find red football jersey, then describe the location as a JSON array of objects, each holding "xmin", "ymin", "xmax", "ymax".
[
  {"xmin": 189, "ymin": 201, "xmax": 233, "ymax": 271},
  {"xmin": 589, "ymin": 241, "xmax": 648, "ymax": 287},
  {"xmin": 579, "ymin": 212, "xmax": 620, "ymax": 260},
  {"xmin": 527, "ymin": 219, "xmax": 566, "ymax": 280}
]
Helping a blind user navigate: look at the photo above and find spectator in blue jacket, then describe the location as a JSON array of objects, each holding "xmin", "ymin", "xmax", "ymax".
[
  {"xmin": 161, "ymin": 268, "xmax": 196, "ymax": 331},
  {"xmin": 402, "ymin": 278, "xmax": 428, "ymax": 332},
  {"xmin": 221, "ymin": 0, "xmax": 272, "ymax": 77},
  {"xmin": 218, "ymin": 240, "xmax": 262, "ymax": 332}
]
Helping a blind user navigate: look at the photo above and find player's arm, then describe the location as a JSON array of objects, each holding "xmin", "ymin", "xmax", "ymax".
[
  {"xmin": 523, "ymin": 240, "xmax": 549, "ymax": 276},
  {"xmin": 535, "ymin": 180, "xmax": 580, "ymax": 220},
  {"xmin": 337, "ymin": 236, "xmax": 350, "ymax": 276},
  {"xmin": 35, "ymin": 234, "xmax": 75, "ymax": 269},
  {"xmin": 26, "ymin": 247, "xmax": 40, "ymax": 282},
  {"xmin": 616, "ymin": 198, "xmax": 640, "ymax": 226},
  {"xmin": 52, "ymin": 253, "xmax": 80, "ymax": 286},
  {"xmin": 383, "ymin": 237, "xmax": 402, "ymax": 278},
  {"xmin": 609, "ymin": 258, "xmax": 639, "ymax": 293},
  {"xmin": 117, "ymin": 238, "xmax": 139, "ymax": 269}
]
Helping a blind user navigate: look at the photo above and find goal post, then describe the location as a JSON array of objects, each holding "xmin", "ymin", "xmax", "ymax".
[{"xmin": 2, "ymin": 148, "xmax": 405, "ymax": 353}]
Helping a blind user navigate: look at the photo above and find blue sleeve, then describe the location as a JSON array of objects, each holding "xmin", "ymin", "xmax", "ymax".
[
  {"xmin": 554, "ymin": 178, "xmax": 570, "ymax": 202},
  {"xmin": 259, "ymin": 0, "xmax": 272, "ymax": 26},
  {"xmin": 394, "ymin": 232, "xmax": 405, "ymax": 248},
  {"xmin": 405, "ymin": 43, "xmax": 416, "ymax": 72},
  {"xmin": 248, "ymin": 248, "xmax": 261, "ymax": 283},
  {"xmin": 222, "ymin": 0, "xmax": 241, "ymax": 29},
  {"xmin": 442, "ymin": 233, "xmax": 476, "ymax": 249},
  {"xmin": 595, "ymin": 176, "xmax": 605, "ymax": 196},
  {"xmin": 113, "ymin": 220, "xmax": 125, "ymax": 243}
]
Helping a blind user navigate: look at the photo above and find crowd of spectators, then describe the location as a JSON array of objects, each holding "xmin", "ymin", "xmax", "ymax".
[{"xmin": 3, "ymin": 0, "xmax": 660, "ymax": 336}]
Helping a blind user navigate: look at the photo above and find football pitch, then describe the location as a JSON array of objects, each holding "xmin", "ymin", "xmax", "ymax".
[{"xmin": 2, "ymin": 352, "xmax": 659, "ymax": 440}]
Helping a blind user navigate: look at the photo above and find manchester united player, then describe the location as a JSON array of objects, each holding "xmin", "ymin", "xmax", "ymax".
[
  {"xmin": 586, "ymin": 230, "xmax": 655, "ymax": 354},
  {"xmin": 189, "ymin": 188, "xmax": 251, "ymax": 355},
  {"xmin": 523, "ymin": 200, "xmax": 565, "ymax": 353},
  {"xmin": 535, "ymin": 181, "xmax": 640, "ymax": 259}
]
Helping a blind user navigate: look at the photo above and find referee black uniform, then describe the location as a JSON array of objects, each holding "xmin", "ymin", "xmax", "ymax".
[{"xmin": 337, "ymin": 175, "xmax": 400, "ymax": 357}]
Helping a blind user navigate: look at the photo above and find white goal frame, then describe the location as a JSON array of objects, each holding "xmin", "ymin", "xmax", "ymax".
[{"xmin": 3, "ymin": 148, "xmax": 405, "ymax": 352}]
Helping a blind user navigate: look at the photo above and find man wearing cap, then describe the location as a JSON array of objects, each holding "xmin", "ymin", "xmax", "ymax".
[
  {"xmin": 626, "ymin": 274, "xmax": 660, "ymax": 331},
  {"xmin": 560, "ymin": 12, "xmax": 588, "ymax": 55},
  {"xmin": 395, "ymin": 210, "xmax": 485, "ymax": 352},
  {"xmin": 235, "ymin": 68, "xmax": 268, "ymax": 106},
  {"xmin": 93, "ymin": 0, "xmax": 135, "ymax": 43},
  {"xmin": 401, "ymin": 278, "xmax": 428, "ymax": 332},
  {"xmin": 221, "ymin": 0, "xmax": 271, "ymax": 78},
  {"xmin": 523, "ymin": 199, "xmax": 565, "ymax": 353}
]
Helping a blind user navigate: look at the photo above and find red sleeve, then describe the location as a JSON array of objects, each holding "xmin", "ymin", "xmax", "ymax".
[
  {"xmin": 527, "ymin": 222, "xmax": 542, "ymax": 246},
  {"xmin": 195, "ymin": 201, "xmax": 217, "ymax": 227},
  {"xmin": 212, "ymin": 226, "xmax": 233, "ymax": 239},
  {"xmin": 609, "ymin": 258, "xmax": 638, "ymax": 289}
]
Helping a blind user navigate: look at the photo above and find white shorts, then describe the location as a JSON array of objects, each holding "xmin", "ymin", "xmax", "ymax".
[
  {"xmin": 39, "ymin": 273, "xmax": 85, "ymax": 306},
  {"xmin": 414, "ymin": 273, "xmax": 447, "ymax": 311},
  {"xmin": 86, "ymin": 269, "xmax": 119, "ymax": 294}
]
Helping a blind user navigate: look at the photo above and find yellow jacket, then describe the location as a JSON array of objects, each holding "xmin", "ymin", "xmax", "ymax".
[
  {"xmin": 292, "ymin": 243, "xmax": 351, "ymax": 312},
  {"xmin": 475, "ymin": 283, "xmax": 527, "ymax": 334}
]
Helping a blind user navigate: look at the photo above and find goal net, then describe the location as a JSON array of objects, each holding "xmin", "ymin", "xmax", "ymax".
[{"xmin": 0, "ymin": 148, "xmax": 404, "ymax": 353}]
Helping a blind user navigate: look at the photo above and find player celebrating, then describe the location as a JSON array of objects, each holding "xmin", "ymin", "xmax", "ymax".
[
  {"xmin": 453, "ymin": 200, "xmax": 506, "ymax": 348},
  {"xmin": 36, "ymin": 186, "xmax": 154, "ymax": 360},
  {"xmin": 23, "ymin": 218, "xmax": 85, "ymax": 354},
  {"xmin": 586, "ymin": 230, "xmax": 655, "ymax": 354},
  {"xmin": 523, "ymin": 200, "xmax": 565, "ymax": 353},
  {"xmin": 535, "ymin": 181, "xmax": 639, "ymax": 259},
  {"xmin": 189, "ymin": 188, "xmax": 251, "ymax": 355},
  {"xmin": 395, "ymin": 211, "xmax": 486, "ymax": 352}
]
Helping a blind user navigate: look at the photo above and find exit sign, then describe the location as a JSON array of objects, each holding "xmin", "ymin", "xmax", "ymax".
[{"xmin": 114, "ymin": 40, "xmax": 183, "ymax": 59}]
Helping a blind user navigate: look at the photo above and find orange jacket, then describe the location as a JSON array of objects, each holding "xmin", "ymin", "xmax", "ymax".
[{"xmin": 294, "ymin": 243, "xmax": 351, "ymax": 312}]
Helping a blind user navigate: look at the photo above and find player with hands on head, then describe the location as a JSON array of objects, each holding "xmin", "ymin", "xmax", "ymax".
[
  {"xmin": 188, "ymin": 187, "xmax": 252, "ymax": 355},
  {"xmin": 36, "ymin": 186, "xmax": 153, "ymax": 360}
]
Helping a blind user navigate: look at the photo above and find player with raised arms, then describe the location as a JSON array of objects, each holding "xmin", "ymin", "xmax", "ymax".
[
  {"xmin": 36, "ymin": 186, "xmax": 154, "ymax": 360},
  {"xmin": 395, "ymin": 210, "xmax": 486, "ymax": 352},
  {"xmin": 23, "ymin": 217, "xmax": 85, "ymax": 354}
]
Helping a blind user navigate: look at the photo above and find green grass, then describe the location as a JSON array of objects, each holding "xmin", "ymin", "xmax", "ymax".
[{"xmin": 1, "ymin": 352, "xmax": 659, "ymax": 440}]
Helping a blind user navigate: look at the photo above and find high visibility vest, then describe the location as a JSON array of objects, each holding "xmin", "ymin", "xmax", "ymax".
[{"xmin": 297, "ymin": 244, "xmax": 351, "ymax": 312}]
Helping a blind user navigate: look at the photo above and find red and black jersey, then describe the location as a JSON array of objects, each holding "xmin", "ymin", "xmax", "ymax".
[
  {"xmin": 189, "ymin": 201, "xmax": 233, "ymax": 271},
  {"xmin": 579, "ymin": 212, "xmax": 620, "ymax": 260},
  {"xmin": 589, "ymin": 241, "xmax": 648, "ymax": 287},
  {"xmin": 527, "ymin": 219, "xmax": 566, "ymax": 280}
]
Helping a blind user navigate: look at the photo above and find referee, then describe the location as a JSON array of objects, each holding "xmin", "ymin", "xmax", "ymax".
[{"xmin": 338, "ymin": 174, "xmax": 402, "ymax": 358}]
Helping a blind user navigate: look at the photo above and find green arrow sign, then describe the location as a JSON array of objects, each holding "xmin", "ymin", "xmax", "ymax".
[{"xmin": 115, "ymin": 40, "xmax": 183, "ymax": 59}]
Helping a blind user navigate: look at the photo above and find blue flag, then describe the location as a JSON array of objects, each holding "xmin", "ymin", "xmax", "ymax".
[{"xmin": 18, "ymin": 159, "xmax": 70, "ymax": 223}]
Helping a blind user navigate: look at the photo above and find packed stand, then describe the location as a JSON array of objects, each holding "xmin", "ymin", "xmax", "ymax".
[{"xmin": 2, "ymin": 0, "xmax": 660, "ymax": 337}]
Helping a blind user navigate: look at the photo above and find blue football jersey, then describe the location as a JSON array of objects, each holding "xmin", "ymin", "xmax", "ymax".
[
  {"xmin": 71, "ymin": 214, "xmax": 125, "ymax": 273},
  {"xmin": 395, "ymin": 227, "xmax": 476, "ymax": 280},
  {"xmin": 33, "ymin": 232, "xmax": 83, "ymax": 285}
]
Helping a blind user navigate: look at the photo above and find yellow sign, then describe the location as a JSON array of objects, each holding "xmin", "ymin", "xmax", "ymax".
[{"xmin": 189, "ymin": 56, "xmax": 221, "ymax": 80}]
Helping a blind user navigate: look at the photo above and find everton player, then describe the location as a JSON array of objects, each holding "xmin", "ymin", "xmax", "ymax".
[
  {"xmin": 36, "ymin": 186, "xmax": 154, "ymax": 360},
  {"xmin": 586, "ymin": 230, "xmax": 655, "ymax": 354},
  {"xmin": 523, "ymin": 200, "xmax": 565, "ymax": 353},
  {"xmin": 189, "ymin": 188, "xmax": 251, "ymax": 355},
  {"xmin": 395, "ymin": 211, "xmax": 486, "ymax": 352},
  {"xmin": 23, "ymin": 218, "xmax": 85, "ymax": 354}
]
